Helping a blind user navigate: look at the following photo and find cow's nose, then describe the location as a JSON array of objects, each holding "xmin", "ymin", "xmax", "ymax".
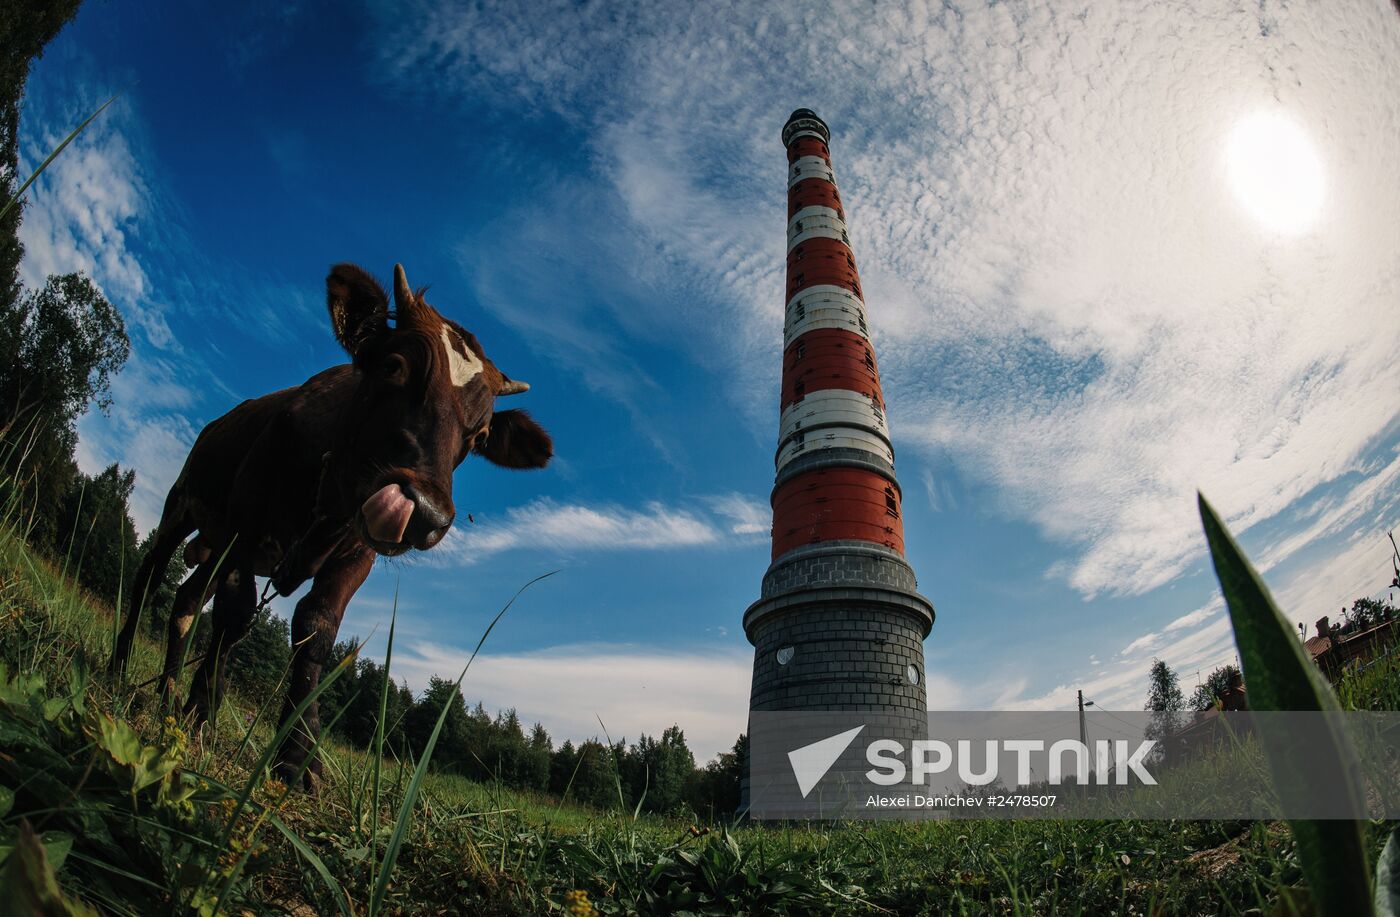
[{"xmin": 400, "ymin": 484, "xmax": 453, "ymax": 550}]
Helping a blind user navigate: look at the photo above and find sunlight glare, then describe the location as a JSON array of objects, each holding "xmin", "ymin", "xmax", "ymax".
[{"xmin": 1225, "ymin": 110, "xmax": 1324, "ymax": 235}]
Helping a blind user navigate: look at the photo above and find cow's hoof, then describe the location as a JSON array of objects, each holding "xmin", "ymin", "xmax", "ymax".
[{"xmin": 273, "ymin": 759, "xmax": 321, "ymax": 795}]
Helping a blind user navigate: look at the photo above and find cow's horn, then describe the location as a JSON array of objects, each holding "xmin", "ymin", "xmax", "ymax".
[
  {"xmin": 498, "ymin": 379, "xmax": 530, "ymax": 396},
  {"xmin": 393, "ymin": 263, "xmax": 413, "ymax": 311}
]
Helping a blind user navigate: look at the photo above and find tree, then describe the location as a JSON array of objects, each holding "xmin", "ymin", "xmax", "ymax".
[
  {"xmin": 1347, "ymin": 597, "xmax": 1395, "ymax": 631},
  {"xmin": 318, "ymin": 640, "xmax": 361, "ymax": 740},
  {"xmin": 226, "ymin": 607, "xmax": 291, "ymax": 698},
  {"xmin": 1144, "ymin": 658, "xmax": 1185, "ymax": 757},
  {"xmin": 1189, "ymin": 663, "xmax": 1242, "ymax": 712},
  {"xmin": 524, "ymin": 722, "xmax": 552, "ymax": 791},
  {"xmin": 628, "ymin": 726, "xmax": 695, "ymax": 814},
  {"xmin": 550, "ymin": 740, "xmax": 579, "ymax": 796},
  {"xmin": 405, "ymin": 676, "xmax": 471, "ymax": 772},
  {"xmin": 135, "ymin": 527, "xmax": 185, "ymax": 638},
  {"xmin": 0, "ymin": 273, "xmax": 129, "ymax": 546},
  {"xmin": 0, "ymin": 272, "xmax": 129, "ymax": 425},
  {"xmin": 568, "ymin": 740, "xmax": 622, "ymax": 810},
  {"xmin": 687, "ymin": 733, "xmax": 747, "ymax": 819},
  {"xmin": 52, "ymin": 462, "xmax": 137, "ymax": 607}
]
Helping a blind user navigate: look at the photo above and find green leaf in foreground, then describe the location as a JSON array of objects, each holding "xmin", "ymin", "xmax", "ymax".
[
  {"xmin": 1198, "ymin": 492, "xmax": 1371, "ymax": 916},
  {"xmin": 0, "ymin": 821, "xmax": 98, "ymax": 917},
  {"xmin": 1377, "ymin": 828, "xmax": 1400, "ymax": 917}
]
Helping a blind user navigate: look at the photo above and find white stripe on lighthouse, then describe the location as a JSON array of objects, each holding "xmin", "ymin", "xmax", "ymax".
[
  {"xmin": 784, "ymin": 286, "xmax": 870, "ymax": 343},
  {"xmin": 779, "ymin": 389, "xmax": 891, "ymax": 448},
  {"xmin": 776, "ymin": 425, "xmax": 895, "ymax": 472},
  {"xmin": 784, "ymin": 129, "xmax": 827, "ymax": 145},
  {"xmin": 788, "ymin": 155, "xmax": 835, "ymax": 188},
  {"xmin": 787, "ymin": 206, "xmax": 850, "ymax": 251}
]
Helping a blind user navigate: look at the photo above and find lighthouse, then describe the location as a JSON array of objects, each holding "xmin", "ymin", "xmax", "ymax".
[{"xmin": 744, "ymin": 109, "xmax": 934, "ymax": 737}]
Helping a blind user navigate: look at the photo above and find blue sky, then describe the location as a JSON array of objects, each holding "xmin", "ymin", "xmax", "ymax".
[{"xmin": 18, "ymin": 1, "xmax": 1400, "ymax": 760}]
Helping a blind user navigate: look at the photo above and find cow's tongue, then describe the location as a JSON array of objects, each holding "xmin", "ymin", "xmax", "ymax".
[{"xmin": 362, "ymin": 484, "xmax": 414, "ymax": 544}]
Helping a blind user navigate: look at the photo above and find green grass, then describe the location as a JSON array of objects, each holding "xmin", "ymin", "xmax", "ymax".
[{"xmin": 0, "ymin": 517, "xmax": 1396, "ymax": 914}]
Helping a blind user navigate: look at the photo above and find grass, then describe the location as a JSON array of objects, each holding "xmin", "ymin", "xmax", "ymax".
[{"xmin": 1, "ymin": 513, "xmax": 1397, "ymax": 914}]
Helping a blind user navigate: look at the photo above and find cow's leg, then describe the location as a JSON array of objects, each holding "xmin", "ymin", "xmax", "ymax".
[
  {"xmin": 184, "ymin": 553, "xmax": 256, "ymax": 726},
  {"xmin": 274, "ymin": 542, "xmax": 373, "ymax": 791},
  {"xmin": 110, "ymin": 510, "xmax": 193, "ymax": 676},
  {"xmin": 157, "ymin": 558, "xmax": 224, "ymax": 706}
]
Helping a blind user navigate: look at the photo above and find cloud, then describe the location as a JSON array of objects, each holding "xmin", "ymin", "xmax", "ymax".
[
  {"xmin": 1120, "ymin": 632, "xmax": 1161, "ymax": 657},
  {"xmin": 1111, "ymin": 598, "xmax": 1221, "ymax": 658},
  {"xmin": 17, "ymin": 96, "xmax": 165, "ymax": 345},
  {"xmin": 434, "ymin": 497, "xmax": 722, "ymax": 565},
  {"xmin": 374, "ymin": 0, "xmax": 1400, "ymax": 608},
  {"xmin": 1008, "ymin": 613, "xmax": 1237, "ymax": 713},
  {"xmin": 1255, "ymin": 450, "xmax": 1400, "ymax": 575},
  {"xmin": 704, "ymin": 493, "xmax": 770, "ymax": 536},
  {"xmin": 1164, "ymin": 600, "xmax": 1222, "ymax": 634}
]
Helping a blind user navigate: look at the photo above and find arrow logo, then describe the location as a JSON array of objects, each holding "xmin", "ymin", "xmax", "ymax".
[{"xmin": 788, "ymin": 725, "xmax": 865, "ymax": 797}]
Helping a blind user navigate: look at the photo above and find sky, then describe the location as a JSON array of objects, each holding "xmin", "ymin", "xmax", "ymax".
[{"xmin": 17, "ymin": 0, "xmax": 1400, "ymax": 761}]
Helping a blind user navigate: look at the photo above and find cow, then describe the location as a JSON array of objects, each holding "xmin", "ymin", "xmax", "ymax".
[{"xmin": 109, "ymin": 263, "xmax": 552, "ymax": 788}]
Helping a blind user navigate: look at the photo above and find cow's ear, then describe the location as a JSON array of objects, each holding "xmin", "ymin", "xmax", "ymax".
[
  {"xmin": 478, "ymin": 409, "xmax": 552, "ymax": 469},
  {"xmin": 326, "ymin": 263, "xmax": 389, "ymax": 357}
]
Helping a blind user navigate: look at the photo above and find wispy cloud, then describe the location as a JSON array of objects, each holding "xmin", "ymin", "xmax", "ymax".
[
  {"xmin": 434, "ymin": 497, "xmax": 723, "ymax": 565},
  {"xmin": 18, "ymin": 94, "xmax": 162, "ymax": 345},
  {"xmin": 704, "ymin": 493, "xmax": 770, "ymax": 537}
]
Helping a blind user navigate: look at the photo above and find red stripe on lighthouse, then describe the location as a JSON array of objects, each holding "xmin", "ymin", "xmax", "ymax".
[
  {"xmin": 780, "ymin": 328, "xmax": 882, "ymax": 410},
  {"xmin": 788, "ymin": 179, "xmax": 844, "ymax": 219},
  {"xmin": 786, "ymin": 237, "xmax": 862, "ymax": 300},
  {"xmin": 786, "ymin": 136, "xmax": 831, "ymax": 165},
  {"xmin": 770, "ymin": 466, "xmax": 905, "ymax": 559}
]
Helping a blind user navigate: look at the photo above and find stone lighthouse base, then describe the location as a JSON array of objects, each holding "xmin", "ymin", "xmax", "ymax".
[{"xmin": 744, "ymin": 541, "xmax": 934, "ymax": 738}]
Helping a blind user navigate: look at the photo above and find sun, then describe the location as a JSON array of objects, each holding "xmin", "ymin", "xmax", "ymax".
[{"xmin": 1224, "ymin": 110, "xmax": 1325, "ymax": 235}]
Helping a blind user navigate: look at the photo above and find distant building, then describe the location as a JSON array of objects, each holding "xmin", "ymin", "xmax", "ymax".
[
  {"xmin": 1304, "ymin": 613, "xmax": 1398, "ymax": 681},
  {"xmin": 1164, "ymin": 670, "xmax": 1250, "ymax": 766}
]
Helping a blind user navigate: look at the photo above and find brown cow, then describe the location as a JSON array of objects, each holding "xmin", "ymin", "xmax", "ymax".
[{"xmin": 109, "ymin": 263, "xmax": 551, "ymax": 787}]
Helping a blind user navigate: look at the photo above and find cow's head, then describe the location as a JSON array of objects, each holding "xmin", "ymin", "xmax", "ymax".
[{"xmin": 324, "ymin": 262, "xmax": 551, "ymax": 556}]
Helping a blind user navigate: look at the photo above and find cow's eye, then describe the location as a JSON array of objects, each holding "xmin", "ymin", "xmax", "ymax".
[
  {"xmin": 471, "ymin": 427, "xmax": 490, "ymax": 451},
  {"xmin": 383, "ymin": 353, "xmax": 410, "ymax": 386}
]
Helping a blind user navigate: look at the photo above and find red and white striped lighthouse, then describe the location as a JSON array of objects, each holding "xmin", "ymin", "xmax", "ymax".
[{"xmin": 745, "ymin": 109, "xmax": 934, "ymax": 729}]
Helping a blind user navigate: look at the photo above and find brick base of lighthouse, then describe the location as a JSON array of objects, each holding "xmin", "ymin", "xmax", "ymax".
[{"xmin": 744, "ymin": 545, "xmax": 933, "ymax": 734}]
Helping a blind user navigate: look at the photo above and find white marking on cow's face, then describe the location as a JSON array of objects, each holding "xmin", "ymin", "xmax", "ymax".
[{"xmin": 440, "ymin": 326, "xmax": 483, "ymax": 387}]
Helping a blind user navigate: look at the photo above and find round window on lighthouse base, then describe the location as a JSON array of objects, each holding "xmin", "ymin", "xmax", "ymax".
[
  {"xmin": 906, "ymin": 664, "xmax": 920, "ymax": 686},
  {"xmin": 776, "ymin": 646, "xmax": 795, "ymax": 666}
]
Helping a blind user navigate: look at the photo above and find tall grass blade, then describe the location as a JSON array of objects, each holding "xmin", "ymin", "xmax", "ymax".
[
  {"xmin": 266, "ymin": 812, "xmax": 354, "ymax": 917},
  {"xmin": 368, "ymin": 571, "xmax": 556, "ymax": 916},
  {"xmin": 370, "ymin": 582, "xmax": 398, "ymax": 872},
  {"xmin": 211, "ymin": 641, "xmax": 361, "ymax": 858},
  {"xmin": 0, "ymin": 95, "xmax": 118, "ymax": 223},
  {"xmin": 1198, "ymin": 493, "xmax": 1371, "ymax": 916}
]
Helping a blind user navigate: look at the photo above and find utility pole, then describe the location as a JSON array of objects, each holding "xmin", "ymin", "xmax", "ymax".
[{"xmin": 1078, "ymin": 689, "xmax": 1088, "ymax": 748}]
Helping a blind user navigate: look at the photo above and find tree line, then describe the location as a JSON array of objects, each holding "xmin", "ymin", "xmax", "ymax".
[{"xmin": 308, "ymin": 640, "xmax": 745, "ymax": 818}]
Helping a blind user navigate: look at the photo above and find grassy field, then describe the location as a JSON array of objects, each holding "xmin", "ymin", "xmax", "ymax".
[{"xmin": 0, "ymin": 519, "xmax": 1394, "ymax": 915}]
